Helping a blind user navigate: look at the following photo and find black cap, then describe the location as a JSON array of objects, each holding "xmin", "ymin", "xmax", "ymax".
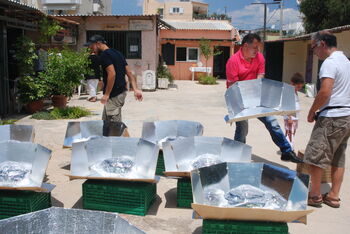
[{"xmin": 84, "ymin": 35, "xmax": 107, "ymax": 46}]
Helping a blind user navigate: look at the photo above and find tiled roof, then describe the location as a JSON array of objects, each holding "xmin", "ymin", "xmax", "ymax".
[
  {"xmin": 266, "ymin": 24, "xmax": 350, "ymax": 43},
  {"xmin": 52, "ymin": 14, "xmax": 157, "ymax": 17},
  {"xmin": 163, "ymin": 20, "xmax": 234, "ymax": 31},
  {"xmin": 1, "ymin": 0, "xmax": 40, "ymax": 10}
]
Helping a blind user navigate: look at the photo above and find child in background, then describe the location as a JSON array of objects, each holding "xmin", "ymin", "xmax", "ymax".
[{"xmin": 284, "ymin": 73, "xmax": 305, "ymax": 149}]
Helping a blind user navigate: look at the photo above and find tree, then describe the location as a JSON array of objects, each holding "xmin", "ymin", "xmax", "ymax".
[
  {"xmin": 199, "ymin": 38, "xmax": 222, "ymax": 75},
  {"xmin": 300, "ymin": 0, "xmax": 350, "ymax": 33}
]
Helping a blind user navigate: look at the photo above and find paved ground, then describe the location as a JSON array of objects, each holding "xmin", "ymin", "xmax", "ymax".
[{"xmin": 16, "ymin": 80, "xmax": 349, "ymax": 234}]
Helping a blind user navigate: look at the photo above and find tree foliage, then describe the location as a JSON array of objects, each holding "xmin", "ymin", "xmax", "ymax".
[
  {"xmin": 300, "ymin": 0, "xmax": 350, "ymax": 33},
  {"xmin": 199, "ymin": 38, "xmax": 222, "ymax": 75}
]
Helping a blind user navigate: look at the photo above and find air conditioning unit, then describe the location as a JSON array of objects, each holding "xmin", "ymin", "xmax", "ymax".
[{"xmin": 51, "ymin": 31, "xmax": 76, "ymax": 45}]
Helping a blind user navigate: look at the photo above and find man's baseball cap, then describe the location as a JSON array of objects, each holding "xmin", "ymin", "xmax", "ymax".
[{"xmin": 84, "ymin": 35, "xmax": 107, "ymax": 46}]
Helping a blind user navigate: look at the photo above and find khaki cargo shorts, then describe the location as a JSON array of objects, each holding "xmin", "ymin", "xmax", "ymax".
[
  {"xmin": 102, "ymin": 92, "xmax": 127, "ymax": 122},
  {"xmin": 304, "ymin": 116, "xmax": 350, "ymax": 169}
]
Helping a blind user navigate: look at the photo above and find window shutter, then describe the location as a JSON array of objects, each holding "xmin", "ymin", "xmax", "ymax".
[
  {"xmin": 169, "ymin": 7, "xmax": 173, "ymax": 13},
  {"xmin": 179, "ymin": 7, "xmax": 184, "ymax": 14}
]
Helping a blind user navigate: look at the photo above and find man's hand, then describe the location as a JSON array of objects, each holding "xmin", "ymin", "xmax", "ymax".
[
  {"xmin": 101, "ymin": 94, "xmax": 109, "ymax": 105},
  {"xmin": 307, "ymin": 110, "xmax": 316, "ymax": 123},
  {"xmin": 134, "ymin": 89, "xmax": 143, "ymax": 101}
]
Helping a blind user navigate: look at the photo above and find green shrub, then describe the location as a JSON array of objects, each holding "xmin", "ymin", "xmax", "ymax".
[
  {"xmin": 32, "ymin": 106, "xmax": 91, "ymax": 120},
  {"xmin": 0, "ymin": 119, "xmax": 17, "ymax": 125},
  {"xmin": 198, "ymin": 74, "xmax": 218, "ymax": 85}
]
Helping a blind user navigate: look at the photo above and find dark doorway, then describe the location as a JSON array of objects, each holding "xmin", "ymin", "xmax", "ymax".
[
  {"xmin": 265, "ymin": 42, "xmax": 284, "ymax": 82},
  {"xmin": 213, "ymin": 46, "xmax": 230, "ymax": 79},
  {"xmin": 0, "ymin": 23, "xmax": 9, "ymax": 116},
  {"xmin": 87, "ymin": 31, "xmax": 142, "ymax": 59},
  {"xmin": 305, "ymin": 44, "xmax": 313, "ymax": 83},
  {"xmin": 161, "ymin": 43, "xmax": 175, "ymax": 65}
]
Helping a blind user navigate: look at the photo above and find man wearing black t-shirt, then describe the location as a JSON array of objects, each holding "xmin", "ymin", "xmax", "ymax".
[{"xmin": 84, "ymin": 35, "xmax": 143, "ymax": 122}]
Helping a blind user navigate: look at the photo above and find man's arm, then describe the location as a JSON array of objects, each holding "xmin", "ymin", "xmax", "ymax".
[
  {"xmin": 100, "ymin": 65, "xmax": 115, "ymax": 105},
  {"xmin": 257, "ymin": 53, "xmax": 265, "ymax": 79},
  {"xmin": 307, "ymin": 78, "xmax": 334, "ymax": 122},
  {"xmin": 125, "ymin": 65, "xmax": 143, "ymax": 101}
]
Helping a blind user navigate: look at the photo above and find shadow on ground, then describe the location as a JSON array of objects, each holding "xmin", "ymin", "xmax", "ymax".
[
  {"xmin": 51, "ymin": 196, "xmax": 64, "ymax": 207},
  {"xmin": 164, "ymin": 188, "xmax": 177, "ymax": 208},
  {"xmin": 72, "ymin": 197, "xmax": 83, "ymax": 209},
  {"xmin": 147, "ymin": 195, "xmax": 162, "ymax": 216},
  {"xmin": 193, "ymin": 226, "xmax": 202, "ymax": 234}
]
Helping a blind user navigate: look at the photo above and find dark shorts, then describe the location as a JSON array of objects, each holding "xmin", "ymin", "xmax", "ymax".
[
  {"xmin": 102, "ymin": 92, "xmax": 127, "ymax": 122},
  {"xmin": 304, "ymin": 116, "xmax": 350, "ymax": 168}
]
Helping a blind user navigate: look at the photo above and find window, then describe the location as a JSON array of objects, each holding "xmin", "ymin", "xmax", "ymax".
[
  {"xmin": 187, "ymin": 48, "xmax": 199, "ymax": 61},
  {"xmin": 176, "ymin": 47, "xmax": 199, "ymax": 62},
  {"xmin": 176, "ymin": 47, "xmax": 187, "ymax": 61},
  {"xmin": 170, "ymin": 7, "xmax": 184, "ymax": 14},
  {"xmin": 86, "ymin": 31, "xmax": 142, "ymax": 59}
]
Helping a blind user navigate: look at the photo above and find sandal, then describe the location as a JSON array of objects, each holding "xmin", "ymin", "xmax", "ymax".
[
  {"xmin": 88, "ymin": 97, "xmax": 97, "ymax": 102},
  {"xmin": 323, "ymin": 193, "xmax": 341, "ymax": 208},
  {"xmin": 308, "ymin": 194, "xmax": 323, "ymax": 208}
]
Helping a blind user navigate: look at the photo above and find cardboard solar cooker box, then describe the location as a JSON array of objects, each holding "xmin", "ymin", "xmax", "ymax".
[
  {"xmin": 162, "ymin": 136, "xmax": 252, "ymax": 177},
  {"xmin": 191, "ymin": 162, "xmax": 313, "ymax": 224},
  {"xmin": 69, "ymin": 137, "xmax": 159, "ymax": 183},
  {"xmin": 0, "ymin": 124, "xmax": 35, "ymax": 142},
  {"xmin": 224, "ymin": 78, "xmax": 297, "ymax": 123},
  {"xmin": 0, "ymin": 140, "xmax": 52, "ymax": 192}
]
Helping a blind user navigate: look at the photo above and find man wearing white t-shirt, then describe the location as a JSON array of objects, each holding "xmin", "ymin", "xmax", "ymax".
[{"xmin": 305, "ymin": 31, "xmax": 350, "ymax": 208}]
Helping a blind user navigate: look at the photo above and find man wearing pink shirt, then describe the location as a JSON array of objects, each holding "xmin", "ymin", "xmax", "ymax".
[{"xmin": 226, "ymin": 34, "xmax": 302, "ymax": 163}]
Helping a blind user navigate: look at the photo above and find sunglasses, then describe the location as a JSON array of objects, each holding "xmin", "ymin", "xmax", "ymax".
[{"xmin": 311, "ymin": 41, "xmax": 321, "ymax": 50}]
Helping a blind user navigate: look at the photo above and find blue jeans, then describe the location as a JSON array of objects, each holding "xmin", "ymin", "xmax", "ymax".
[{"xmin": 234, "ymin": 116, "xmax": 292, "ymax": 153}]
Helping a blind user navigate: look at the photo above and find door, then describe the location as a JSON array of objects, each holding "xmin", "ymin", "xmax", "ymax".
[
  {"xmin": 265, "ymin": 42, "xmax": 284, "ymax": 81},
  {"xmin": 213, "ymin": 46, "xmax": 230, "ymax": 79}
]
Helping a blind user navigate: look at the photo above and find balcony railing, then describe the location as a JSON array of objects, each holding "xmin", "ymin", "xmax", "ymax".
[{"xmin": 41, "ymin": 0, "xmax": 81, "ymax": 5}]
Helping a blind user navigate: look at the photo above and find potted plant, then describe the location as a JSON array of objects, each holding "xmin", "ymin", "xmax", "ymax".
[
  {"xmin": 40, "ymin": 47, "xmax": 91, "ymax": 108},
  {"xmin": 15, "ymin": 36, "xmax": 48, "ymax": 113},
  {"xmin": 18, "ymin": 76, "xmax": 48, "ymax": 113},
  {"xmin": 156, "ymin": 63, "xmax": 173, "ymax": 89}
]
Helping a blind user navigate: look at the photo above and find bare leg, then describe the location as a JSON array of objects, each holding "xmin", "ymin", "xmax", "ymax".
[
  {"xmin": 309, "ymin": 165, "xmax": 323, "ymax": 197},
  {"xmin": 328, "ymin": 166, "xmax": 345, "ymax": 199}
]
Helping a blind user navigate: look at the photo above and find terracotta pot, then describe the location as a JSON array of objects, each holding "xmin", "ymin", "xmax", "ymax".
[
  {"xmin": 26, "ymin": 100, "xmax": 44, "ymax": 114},
  {"xmin": 52, "ymin": 95, "xmax": 68, "ymax": 108}
]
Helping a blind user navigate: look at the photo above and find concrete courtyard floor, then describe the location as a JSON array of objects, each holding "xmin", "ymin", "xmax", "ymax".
[{"xmin": 16, "ymin": 80, "xmax": 349, "ymax": 234}]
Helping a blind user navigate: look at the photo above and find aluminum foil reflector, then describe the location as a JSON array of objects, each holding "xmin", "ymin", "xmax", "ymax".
[
  {"xmin": 225, "ymin": 79, "xmax": 297, "ymax": 123},
  {"xmin": 63, "ymin": 120, "xmax": 128, "ymax": 148},
  {"xmin": 0, "ymin": 207, "xmax": 145, "ymax": 234},
  {"xmin": 191, "ymin": 162, "xmax": 313, "ymax": 223},
  {"xmin": 162, "ymin": 137, "xmax": 251, "ymax": 176},
  {"xmin": 141, "ymin": 120, "xmax": 204, "ymax": 147},
  {"xmin": 70, "ymin": 137, "xmax": 159, "ymax": 182},
  {"xmin": 0, "ymin": 124, "xmax": 34, "ymax": 142},
  {"xmin": 0, "ymin": 141, "xmax": 51, "ymax": 191}
]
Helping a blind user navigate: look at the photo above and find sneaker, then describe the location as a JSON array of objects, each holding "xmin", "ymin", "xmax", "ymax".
[{"xmin": 281, "ymin": 151, "xmax": 303, "ymax": 163}]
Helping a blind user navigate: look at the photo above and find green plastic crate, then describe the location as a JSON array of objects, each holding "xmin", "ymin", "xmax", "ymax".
[
  {"xmin": 156, "ymin": 150, "xmax": 165, "ymax": 176},
  {"xmin": 0, "ymin": 190, "xmax": 51, "ymax": 220},
  {"xmin": 83, "ymin": 179, "xmax": 156, "ymax": 216},
  {"xmin": 177, "ymin": 178, "xmax": 193, "ymax": 208},
  {"xmin": 202, "ymin": 219, "xmax": 288, "ymax": 234}
]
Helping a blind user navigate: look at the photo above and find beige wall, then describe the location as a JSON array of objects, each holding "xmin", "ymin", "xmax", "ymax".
[
  {"xmin": 64, "ymin": 16, "xmax": 158, "ymax": 86},
  {"xmin": 143, "ymin": 0, "xmax": 208, "ymax": 20},
  {"xmin": 335, "ymin": 30, "xmax": 350, "ymax": 57},
  {"xmin": 282, "ymin": 41, "xmax": 308, "ymax": 83},
  {"xmin": 282, "ymin": 29, "xmax": 350, "ymax": 85}
]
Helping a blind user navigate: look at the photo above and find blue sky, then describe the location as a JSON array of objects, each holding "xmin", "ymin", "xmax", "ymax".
[{"xmin": 112, "ymin": 0, "xmax": 303, "ymax": 30}]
